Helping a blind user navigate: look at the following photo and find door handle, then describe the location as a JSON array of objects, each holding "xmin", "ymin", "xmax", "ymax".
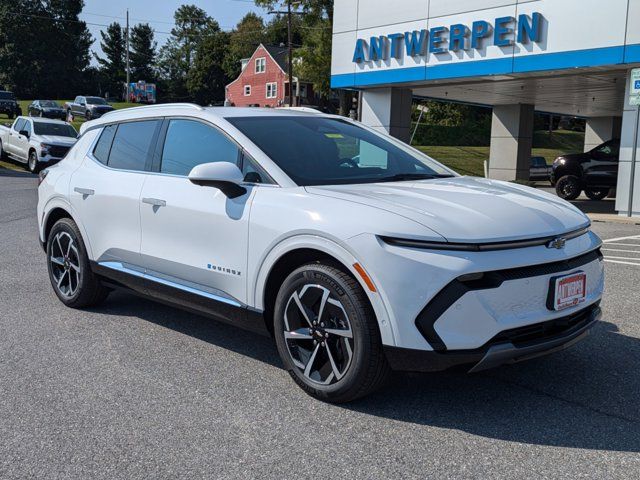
[
  {"xmin": 74, "ymin": 187, "xmax": 95, "ymax": 196},
  {"xmin": 142, "ymin": 197, "xmax": 166, "ymax": 207}
]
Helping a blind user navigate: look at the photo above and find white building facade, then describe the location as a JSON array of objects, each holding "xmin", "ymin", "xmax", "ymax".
[{"xmin": 331, "ymin": 0, "xmax": 640, "ymax": 217}]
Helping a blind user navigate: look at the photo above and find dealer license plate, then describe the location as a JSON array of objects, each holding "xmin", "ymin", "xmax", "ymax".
[{"xmin": 551, "ymin": 272, "xmax": 587, "ymax": 311}]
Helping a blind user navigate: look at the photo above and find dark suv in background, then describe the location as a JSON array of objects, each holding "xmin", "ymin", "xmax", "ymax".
[
  {"xmin": 0, "ymin": 91, "xmax": 22, "ymax": 119},
  {"xmin": 551, "ymin": 139, "xmax": 619, "ymax": 201}
]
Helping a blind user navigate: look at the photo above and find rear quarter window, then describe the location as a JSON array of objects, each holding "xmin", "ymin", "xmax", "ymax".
[
  {"xmin": 93, "ymin": 125, "xmax": 117, "ymax": 165},
  {"xmin": 107, "ymin": 120, "xmax": 160, "ymax": 171}
]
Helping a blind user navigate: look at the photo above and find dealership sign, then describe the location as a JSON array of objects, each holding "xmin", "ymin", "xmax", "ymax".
[{"xmin": 352, "ymin": 13, "xmax": 543, "ymax": 63}]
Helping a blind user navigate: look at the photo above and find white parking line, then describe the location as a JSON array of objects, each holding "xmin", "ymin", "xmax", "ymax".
[
  {"xmin": 604, "ymin": 259, "xmax": 640, "ymax": 266},
  {"xmin": 603, "ymin": 235, "xmax": 640, "ymax": 243},
  {"xmin": 602, "ymin": 235, "xmax": 640, "ymax": 267}
]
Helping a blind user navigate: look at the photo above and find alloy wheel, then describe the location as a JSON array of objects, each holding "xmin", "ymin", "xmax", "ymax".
[
  {"xmin": 49, "ymin": 231, "xmax": 81, "ymax": 298},
  {"xmin": 283, "ymin": 284, "xmax": 354, "ymax": 385},
  {"xmin": 28, "ymin": 152, "xmax": 37, "ymax": 172}
]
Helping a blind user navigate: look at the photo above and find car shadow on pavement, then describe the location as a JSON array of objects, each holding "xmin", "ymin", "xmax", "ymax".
[
  {"xmin": 0, "ymin": 166, "xmax": 34, "ymax": 177},
  {"xmin": 346, "ymin": 320, "xmax": 640, "ymax": 453},
  {"xmin": 91, "ymin": 291, "xmax": 283, "ymax": 368},
  {"xmin": 93, "ymin": 293, "xmax": 640, "ymax": 453}
]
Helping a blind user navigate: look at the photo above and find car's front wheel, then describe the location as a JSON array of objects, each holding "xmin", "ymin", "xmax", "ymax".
[
  {"xmin": 274, "ymin": 262, "xmax": 390, "ymax": 403},
  {"xmin": 584, "ymin": 188, "xmax": 610, "ymax": 201},
  {"xmin": 47, "ymin": 218, "xmax": 110, "ymax": 308},
  {"xmin": 555, "ymin": 175, "xmax": 582, "ymax": 200}
]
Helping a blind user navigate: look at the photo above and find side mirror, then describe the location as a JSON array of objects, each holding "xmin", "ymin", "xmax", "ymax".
[
  {"xmin": 188, "ymin": 162, "xmax": 247, "ymax": 198},
  {"xmin": 19, "ymin": 129, "xmax": 29, "ymax": 138}
]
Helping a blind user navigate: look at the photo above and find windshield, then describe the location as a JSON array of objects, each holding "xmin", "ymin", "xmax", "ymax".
[
  {"xmin": 226, "ymin": 116, "xmax": 454, "ymax": 186},
  {"xmin": 85, "ymin": 97, "xmax": 107, "ymax": 105},
  {"xmin": 33, "ymin": 122, "xmax": 77, "ymax": 138},
  {"xmin": 40, "ymin": 100, "xmax": 60, "ymax": 108},
  {"xmin": 0, "ymin": 92, "xmax": 15, "ymax": 100}
]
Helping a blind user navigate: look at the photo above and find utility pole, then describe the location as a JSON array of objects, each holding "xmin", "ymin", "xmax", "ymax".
[
  {"xmin": 125, "ymin": 9, "xmax": 130, "ymax": 103},
  {"xmin": 287, "ymin": 0, "xmax": 294, "ymax": 107},
  {"xmin": 269, "ymin": 2, "xmax": 305, "ymax": 107}
]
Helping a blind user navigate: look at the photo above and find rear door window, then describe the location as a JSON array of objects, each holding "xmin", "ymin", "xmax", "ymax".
[{"xmin": 108, "ymin": 120, "xmax": 161, "ymax": 171}]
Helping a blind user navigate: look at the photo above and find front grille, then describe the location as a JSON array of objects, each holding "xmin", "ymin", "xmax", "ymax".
[
  {"xmin": 487, "ymin": 305, "xmax": 596, "ymax": 348},
  {"xmin": 48, "ymin": 145, "xmax": 70, "ymax": 158}
]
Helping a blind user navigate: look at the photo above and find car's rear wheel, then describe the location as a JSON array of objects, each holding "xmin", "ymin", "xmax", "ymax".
[
  {"xmin": 274, "ymin": 262, "xmax": 390, "ymax": 403},
  {"xmin": 47, "ymin": 218, "xmax": 110, "ymax": 308},
  {"xmin": 555, "ymin": 175, "xmax": 582, "ymax": 200},
  {"xmin": 584, "ymin": 188, "xmax": 610, "ymax": 201},
  {"xmin": 0, "ymin": 139, "xmax": 5, "ymax": 160},
  {"xmin": 28, "ymin": 150, "xmax": 39, "ymax": 173}
]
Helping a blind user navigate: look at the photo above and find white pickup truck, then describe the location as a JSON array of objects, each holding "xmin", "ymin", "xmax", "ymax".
[{"xmin": 0, "ymin": 116, "xmax": 78, "ymax": 173}]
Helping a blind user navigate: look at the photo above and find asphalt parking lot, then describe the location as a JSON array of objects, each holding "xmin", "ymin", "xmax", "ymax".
[{"xmin": 1, "ymin": 170, "xmax": 639, "ymax": 479}]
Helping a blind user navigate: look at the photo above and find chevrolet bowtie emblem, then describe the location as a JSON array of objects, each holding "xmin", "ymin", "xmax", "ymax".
[{"xmin": 547, "ymin": 238, "xmax": 567, "ymax": 249}]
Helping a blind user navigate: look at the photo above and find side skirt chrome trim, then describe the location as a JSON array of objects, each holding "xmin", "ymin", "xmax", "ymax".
[{"xmin": 98, "ymin": 261, "xmax": 243, "ymax": 307}]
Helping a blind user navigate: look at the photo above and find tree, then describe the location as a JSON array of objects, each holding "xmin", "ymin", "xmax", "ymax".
[
  {"xmin": 95, "ymin": 22, "xmax": 126, "ymax": 97},
  {"xmin": 0, "ymin": 0, "xmax": 92, "ymax": 98},
  {"xmin": 158, "ymin": 5, "xmax": 217, "ymax": 101},
  {"xmin": 130, "ymin": 23, "xmax": 157, "ymax": 82},
  {"xmin": 187, "ymin": 28, "xmax": 229, "ymax": 105},
  {"xmin": 223, "ymin": 12, "xmax": 265, "ymax": 80}
]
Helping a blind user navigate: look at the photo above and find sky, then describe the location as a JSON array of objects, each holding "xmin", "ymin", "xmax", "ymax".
[{"xmin": 81, "ymin": 0, "xmax": 268, "ymax": 62}]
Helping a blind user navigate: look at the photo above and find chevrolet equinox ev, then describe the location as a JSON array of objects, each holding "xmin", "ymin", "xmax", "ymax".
[{"xmin": 37, "ymin": 104, "xmax": 604, "ymax": 402}]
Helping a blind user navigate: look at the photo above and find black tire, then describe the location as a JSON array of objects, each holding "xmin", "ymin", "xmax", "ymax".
[
  {"xmin": 27, "ymin": 150, "xmax": 39, "ymax": 174},
  {"xmin": 46, "ymin": 218, "xmax": 110, "ymax": 308},
  {"xmin": 584, "ymin": 188, "xmax": 610, "ymax": 201},
  {"xmin": 8, "ymin": 112, "xmax": 14, "ymax": 120},
  {"xmin": 0, "ymin": 139, "xmax": 5, "ymax": 160},
  {"xmin": 85, "ymin": 110, "xmax": 91, "ymax": 120},
  {"xmin": 274, "ymin": 262, "xmax": 390, "ymax": 403},
  {"xmin": 555, "ymin": 175, "xmax": 582, "ymax": 200}
]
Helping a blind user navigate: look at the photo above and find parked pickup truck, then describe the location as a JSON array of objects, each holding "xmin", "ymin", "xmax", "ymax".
[
  {"xmin": 0, "ymin": 91, "xmax": 22, "ymax": 119},
  {"xmin": 65, "ymin": 96, "xmax": 115, "ymax": 120},
  {"xmin": 0, "ymin": 116, "xmax": 78, "ymax": 173}
]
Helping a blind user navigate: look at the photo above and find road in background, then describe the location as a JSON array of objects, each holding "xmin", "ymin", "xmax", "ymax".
[{"xmin": 1, "ymin": 171, "xmax": 639, "ymax": 479}]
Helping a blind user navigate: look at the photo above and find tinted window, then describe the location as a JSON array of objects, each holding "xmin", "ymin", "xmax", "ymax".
[
  {"xmin": 33, "ymin": 122, "xmax": 77, "ymax": 137},
  {"xmin": 227, "ymin": 116, "xmax": 453, "ymax": 186},
  {"xmin": 241, "ymin": 152, "xmax": 273, "ymax": 184},
  {"xmin": 13, "ymin": 118, "xmax": 25, "ymax": 132},
  {"xmin": 86, "ymin": 97, "xmax": 107, "ymax": 105},
  {"xmin": 0, "ymin": 92, "xmax": 15, "ymax": 100},
  {"xmin": 93, "ymin": 125, "xmax": 117, "ymax": 165},
  {"xmin": 160, "ymin": 119, "xmax": 240, "ymax": 176},
  {"xmin": 108, "ymin": 120, "xmax": 159, "ymax": 171},
  {"xmin": 594, "ymin": 140, "xmax": 620, "ymax": 159},
  {"xmin": 40, "ymin": 100, "xmax": 59, "ymax": 108}
]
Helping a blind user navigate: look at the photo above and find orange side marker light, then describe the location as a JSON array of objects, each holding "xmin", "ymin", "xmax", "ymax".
[{"xmin": 353, "ymin": 263, "xmax": 377, "ymax": 293}]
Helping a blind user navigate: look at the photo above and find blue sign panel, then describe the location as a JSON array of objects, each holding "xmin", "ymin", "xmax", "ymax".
[{"xmin": 353, "ymin": 12, "xmax": 543, "ymax": 64}]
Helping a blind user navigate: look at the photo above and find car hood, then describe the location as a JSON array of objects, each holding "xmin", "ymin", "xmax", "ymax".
[
  {"xmin": 306, "ymin": 176, "xmax": 589, "ymax": 243},
  {"xmin": 557, "ymin": 152, "xmax": 590, "ymax": 162},
  {"xmin": 88, "ymin": 104, "xmax": 114, "ymax": 110},
  {"xmin": 37, "ymin": 135, "xmax": 77, "ymax": 145}
]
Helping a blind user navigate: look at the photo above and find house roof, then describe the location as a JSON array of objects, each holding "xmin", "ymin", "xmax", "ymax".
[{"xmin": 262, "ymin": 44, "xmax": 289, "ymax": 73}]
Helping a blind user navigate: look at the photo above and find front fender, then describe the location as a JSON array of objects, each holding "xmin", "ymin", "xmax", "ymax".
[{"xmin": 250, "ymin": 233, "xmax": 397, "ymax": 347}]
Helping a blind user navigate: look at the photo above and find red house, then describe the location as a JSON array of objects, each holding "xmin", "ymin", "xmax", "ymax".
[{"xmin": 225, "ymin": 44, "xmax": 314, "ymax": 108}]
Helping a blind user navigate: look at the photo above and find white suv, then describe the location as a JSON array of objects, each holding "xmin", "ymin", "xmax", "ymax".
[{"xmin": 37, "ymin": 104, "xmax": 604, "ymax": 402}]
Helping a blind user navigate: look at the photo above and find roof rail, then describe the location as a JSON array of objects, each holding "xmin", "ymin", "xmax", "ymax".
[
  {"xmin": 276, "ymin": 106, "xmax": 323, "ymax": 114},
  {"xmin": 101, "ymin": 102, "xmax": 204, "ymax": 117}
]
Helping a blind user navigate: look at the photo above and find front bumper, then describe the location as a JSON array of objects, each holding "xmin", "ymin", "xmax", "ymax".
[{"xmin": 385, "ymin": 303, "xmax": 601, "ymax": 373}]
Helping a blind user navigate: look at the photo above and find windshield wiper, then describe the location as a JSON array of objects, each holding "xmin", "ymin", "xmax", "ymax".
[{"xmin": 378, "ymin": 173, "xmax": 455, "ymax": 183}]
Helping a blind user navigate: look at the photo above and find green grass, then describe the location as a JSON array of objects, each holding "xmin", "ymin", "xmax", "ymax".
[{"xmin": 417, "ymin": 130, "xmax": 585, "ymax": 177}]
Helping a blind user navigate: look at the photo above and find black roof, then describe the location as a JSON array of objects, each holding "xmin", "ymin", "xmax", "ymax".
[{"xmin": 263, "ymin": 44, "xmax": 289, "ymax": 73}]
